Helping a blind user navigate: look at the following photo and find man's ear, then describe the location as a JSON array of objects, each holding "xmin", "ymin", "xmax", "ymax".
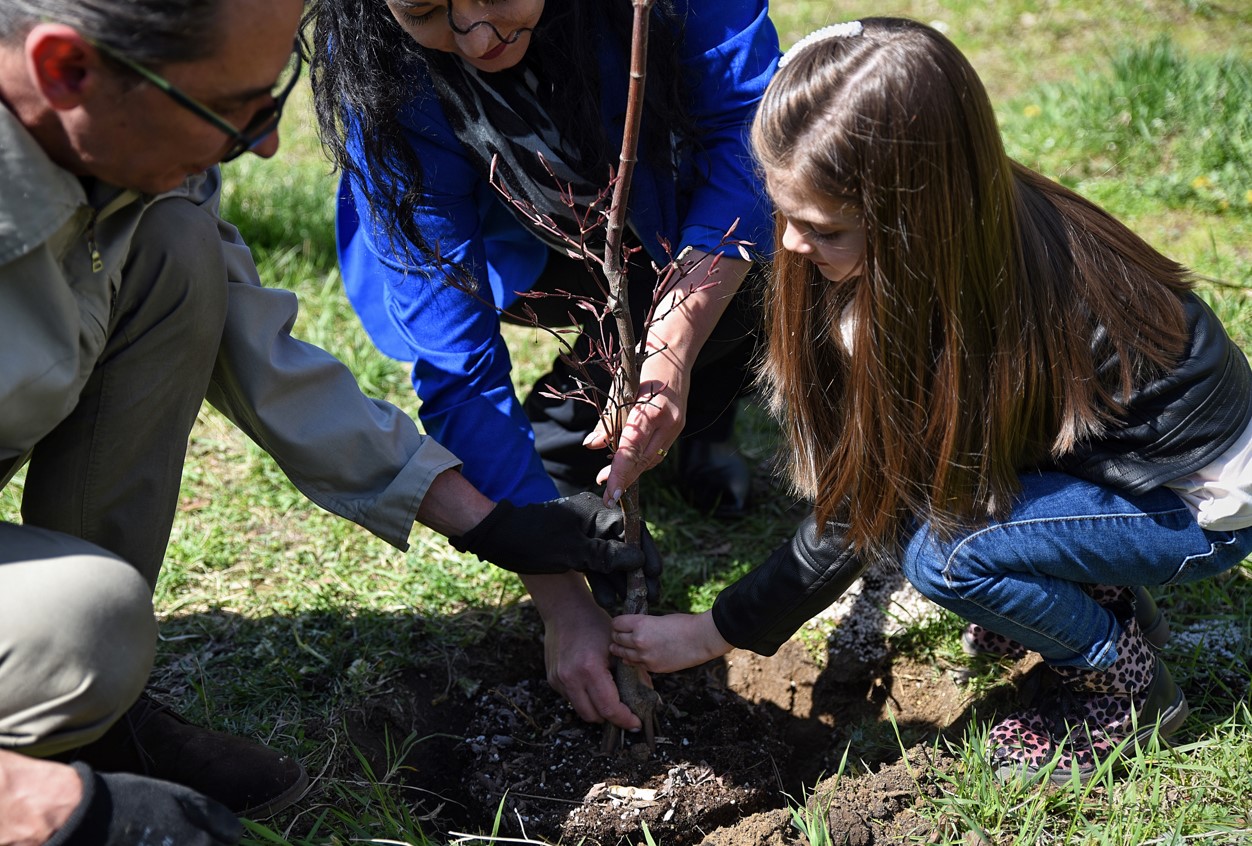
[{"xmin": 25, "ymin": 23, "xmax": 102, "ymax": 110}]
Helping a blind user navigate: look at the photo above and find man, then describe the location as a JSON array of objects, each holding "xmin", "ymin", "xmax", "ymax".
[{"xmin": 0, "ymin": 0, "xmax": 656, "ymax": 842}]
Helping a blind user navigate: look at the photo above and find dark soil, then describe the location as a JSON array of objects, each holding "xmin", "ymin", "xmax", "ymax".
[{"xmin": 344, "ymin": 601, "xmax": 1035, "ymax": 845}]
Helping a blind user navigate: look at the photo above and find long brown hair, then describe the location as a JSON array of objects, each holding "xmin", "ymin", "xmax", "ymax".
[{"xmin": 752, "ymin": 17, "xmax": 1192, "ymax": 558}]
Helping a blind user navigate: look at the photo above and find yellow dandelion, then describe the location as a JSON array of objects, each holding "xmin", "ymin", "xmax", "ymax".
[
  {"xmin": 1219, "ymin": 199, "xmax": 1230, "ymax": 210},
  {"xmin": 1023, "ymin": 104, "xmax": 1042, "ymax": 118},
  {"xmin": 1191, "ymin": 175, "xmax": 1213, "ymax": 190},
  {"xmin": 1245, "ymin": 189, "xmax": 1252, "ymax": 204}
]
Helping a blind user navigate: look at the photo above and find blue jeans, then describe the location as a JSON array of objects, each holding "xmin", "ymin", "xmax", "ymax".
[{"xmin": 902, "ymin": 472, "xmax": 1252, "ymax": 670}]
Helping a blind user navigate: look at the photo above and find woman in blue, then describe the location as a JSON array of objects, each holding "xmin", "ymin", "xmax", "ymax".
[
  {"xmin": 307, "ymin": 0, "xmax": 778, "ymax": 511},
  {"xmin": 307, "ymin": 0, "xmax": 779, "ymax": 730}
]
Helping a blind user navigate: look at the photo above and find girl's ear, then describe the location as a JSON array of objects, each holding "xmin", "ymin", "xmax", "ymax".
[{"xmin": 25, "ymin": 24, "xmax": 100, "ymax": 110}]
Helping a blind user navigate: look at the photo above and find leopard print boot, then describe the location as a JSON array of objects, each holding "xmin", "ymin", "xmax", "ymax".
[
  {"xmin": 987, "ymin": 615, "xmax": 1188, "ymax": 784},
  {"xmin": 1085, "ymin": 585, "xmax": 1170, "ymax": 647},
  {"xmin": 960, "ymin": 585, "xmax": 1170, "ymax": 658},
  {"xmin": 960, "ymin": 623, "xmax": 1029, "ymax": 658}
]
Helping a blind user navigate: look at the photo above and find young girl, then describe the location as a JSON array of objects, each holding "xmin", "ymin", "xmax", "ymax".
[{"xmin": 610, "ymin": 17, "xmax": 1252, "ymax": 783}]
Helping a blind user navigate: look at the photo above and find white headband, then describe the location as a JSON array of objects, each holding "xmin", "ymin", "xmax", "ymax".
[{"xmin": 778, "ymin": 21, "xmax": 864, "ymax": 68}]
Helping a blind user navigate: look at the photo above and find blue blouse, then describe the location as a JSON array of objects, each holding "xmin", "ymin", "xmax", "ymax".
[{"xmin": 337, "ymin": 0, "xmax": 780, "ymax": 504}]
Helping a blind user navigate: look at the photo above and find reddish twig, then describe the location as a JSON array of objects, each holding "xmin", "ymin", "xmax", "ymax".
[{"xmin": 485, "ymin": 0, "xmax": 748, "ymax": 756}]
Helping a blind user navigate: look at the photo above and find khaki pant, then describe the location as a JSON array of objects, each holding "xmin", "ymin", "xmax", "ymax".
[{"xmin": 0, "ymin": 195, "xmax": 228, "ymax": 755}]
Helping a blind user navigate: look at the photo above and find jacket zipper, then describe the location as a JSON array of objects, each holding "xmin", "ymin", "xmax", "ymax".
[
  {"xmin": 83, "ymin": 189, "xmax": 140, "ymax": 274},
  {"xmin": 86, "ymin": 211, "xmax": 103, "ymax": 273}
]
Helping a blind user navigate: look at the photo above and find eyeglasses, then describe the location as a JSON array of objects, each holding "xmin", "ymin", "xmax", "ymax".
[{"xmin": 87, "ymin": 37, "xmax": 303, "ymax": 163}]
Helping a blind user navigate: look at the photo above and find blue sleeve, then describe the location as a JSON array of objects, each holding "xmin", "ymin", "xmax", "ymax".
[
  {"xmin": 336, "ymin": 94, "xmax": 559, "ymax": 506},
  {"xmin": 676, "ymin": 0, "xmax": 780, "ymax": 259}
]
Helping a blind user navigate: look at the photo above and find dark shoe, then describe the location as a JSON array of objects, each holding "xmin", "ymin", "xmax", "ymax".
[
  {"xmin": 961, "ymin": 585, "xmax": 1169, "ymax": 658},
  {"xmin": 988, "ymin": 616, "xmax": 1188, "ymax": 784},
  {"xmin": 59, "ymin": 693, "xmax": 308, "ymax": 819},
  {"xmin": 677, "ymin": 438, "xmax": 752, "ymax": 519}
]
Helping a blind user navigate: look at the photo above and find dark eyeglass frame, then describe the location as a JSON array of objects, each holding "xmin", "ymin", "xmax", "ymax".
[{"xmin": 86, "ymin": 36, "xmax": 303, "ymax": 163}]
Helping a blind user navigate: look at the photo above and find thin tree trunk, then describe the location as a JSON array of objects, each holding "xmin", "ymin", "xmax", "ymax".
[{"xmin": 600, "ymin": 0, "xmax": 661, "ymax": 754}]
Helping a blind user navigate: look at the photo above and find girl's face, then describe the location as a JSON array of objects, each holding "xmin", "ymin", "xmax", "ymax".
[
  {"xmin": 386, "ymin": 0, "xmax": 544, "ymax": 72},
  {"xmin": 767, "ymin": 170, "xmax": 867, "ymax": 284}
]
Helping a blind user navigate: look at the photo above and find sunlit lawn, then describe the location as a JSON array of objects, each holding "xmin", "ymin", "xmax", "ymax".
[{"xmin": 3, "ymin": 2, "xmax": 1249, "ymax": 843}]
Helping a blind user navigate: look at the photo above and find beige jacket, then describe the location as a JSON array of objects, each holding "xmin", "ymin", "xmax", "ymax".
[{"xmin": 0, "ymin": 104, "xmax": 459, "ymax": 550}]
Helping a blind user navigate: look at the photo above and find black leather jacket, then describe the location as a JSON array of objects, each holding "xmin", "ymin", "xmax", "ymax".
[
  {"xmin": 714, "ymin": 293, "xmax": 1252, "ymax": 655},
  {"xmin": 1055, "ymin": 294, "xmax": 1252, "ymax": 491}
]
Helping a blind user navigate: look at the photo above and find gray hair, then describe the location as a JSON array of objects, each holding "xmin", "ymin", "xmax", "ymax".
[{"xmin": 0, "ymin": 0, "xmax": 222, "ymax": 64}]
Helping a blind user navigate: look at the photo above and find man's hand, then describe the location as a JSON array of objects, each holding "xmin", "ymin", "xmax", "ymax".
[
  {"xmin": 525, "ymin": 574, "xmax": 647, "ymax": 730},
  {"xmin": 610, "ymin": 610, "xmax": 732, "ymax": 674},
  {"xmin": 450, "ymin": 493, "xmax": 662, "ymax": 588},
  {"xmin": 1, "ymin": 754, "xmax": 242, "ymax": 846},
  {"xmin": 0, "ymin": 751, "xmax": 81, "ymax": 846}
]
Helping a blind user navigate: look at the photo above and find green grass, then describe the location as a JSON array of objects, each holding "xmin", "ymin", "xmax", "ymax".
[
  {"xmin": 917, "ymin": 701, "xmax": 1252, "ymax": 845},
  {"xmin": 4, "ymin": 3, "xmax": 1251, "ymax": 844}
]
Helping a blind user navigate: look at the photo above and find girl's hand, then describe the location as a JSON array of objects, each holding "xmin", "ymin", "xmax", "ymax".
[{"xmin": 610, "ymin": 610, "xmax": 732, "ymax": 674}]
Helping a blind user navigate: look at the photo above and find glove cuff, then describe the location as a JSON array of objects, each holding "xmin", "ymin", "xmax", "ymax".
[
  {"xmin": 449, "ymin": 500, "xmax": 514, "ymax": 557},
  {"xmin": 45, "ymin": 763, "xmax": 102, "ymax": 846}
]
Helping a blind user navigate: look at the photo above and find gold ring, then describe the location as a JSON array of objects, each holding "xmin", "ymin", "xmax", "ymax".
[{"xmin": 657, "ymin": 447, "xmax": 668, "ymax": 458}]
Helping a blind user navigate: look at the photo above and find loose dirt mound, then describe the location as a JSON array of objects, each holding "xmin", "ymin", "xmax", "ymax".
[
  {"xmin": 460, "ymin": 667, "xmax": 790, "ymax": 843},
  {"xmin": 807, "ymin": 745, "xmax": 961, "ymax": 846},
  {"xmin": 345, "ymin": 590, "xmax": 1004, "ymax": 845}
]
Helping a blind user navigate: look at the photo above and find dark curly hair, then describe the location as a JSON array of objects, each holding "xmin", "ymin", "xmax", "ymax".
[{"xmin": 304, "ymin": 0, "xmax": 694, "ymax": 277}]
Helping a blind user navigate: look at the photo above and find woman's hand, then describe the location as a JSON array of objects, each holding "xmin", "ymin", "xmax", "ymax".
[
  {"xmin": 583, "ymin": 354, "xmax": 688, "ymax": 502},
  {"xmin": 610, "ymin": 610, "xmax": 732, "ymax": 674},
  {"xmin": 584, "ymin": 251, "xmax": 752, "ymax": 503}
]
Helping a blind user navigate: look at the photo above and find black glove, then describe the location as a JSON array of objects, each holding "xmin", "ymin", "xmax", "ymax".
[
  {"xmin": 585, "ymin": 537, "xmax": 662, "ymax": 611},
  {"xmin": 450, "ymin": 493, "xmax": 662, "ymax": 585},
  {"xmin": 48, "ymin": 762, "xmax": 242, "ymax": 846}
]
